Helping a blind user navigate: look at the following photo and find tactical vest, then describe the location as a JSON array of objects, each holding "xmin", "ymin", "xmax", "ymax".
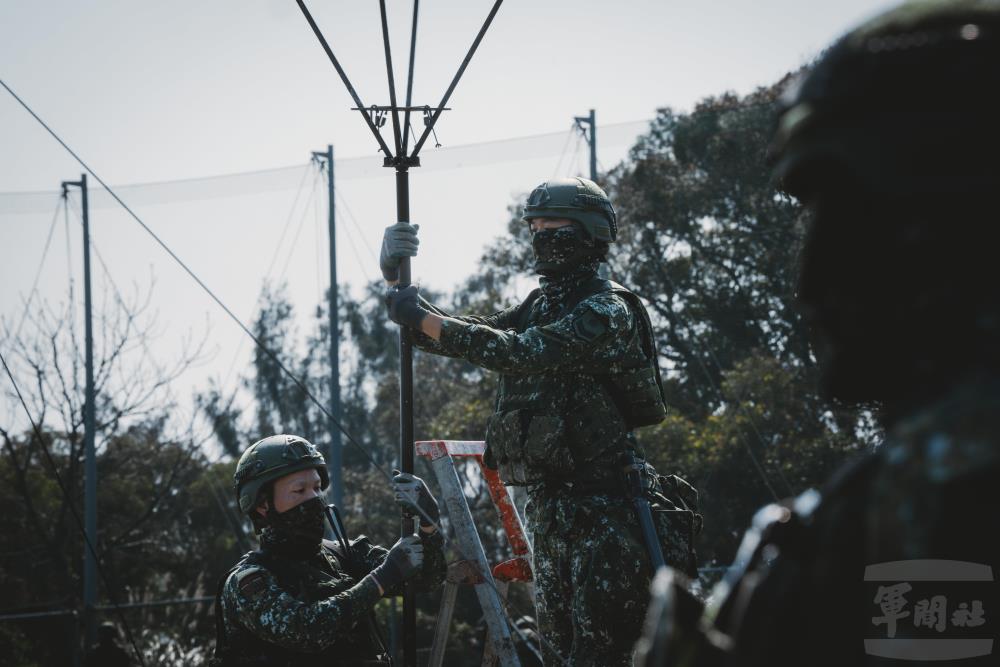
[
  {"xmin": 485, "ymin": 278, "xmax": 667, "ymax": 486},
  {"xmin": 212, "ymin": 540, "xmax": 389, "ymax": 666}
]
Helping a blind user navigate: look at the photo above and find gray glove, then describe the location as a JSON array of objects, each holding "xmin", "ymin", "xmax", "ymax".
[
  {"xmin": 392, "ymin": 470, "xmax": 440, "ymax": 528},
  {"xmin": 370, "ymin": 535, "xmax": 424, "ymax": 592},
  {"xmin": 385, "ymin": 285, "xmax": 430, "ymax": 330},
  {"xmin": 380, "ymin": 222, "xmax": 420, "ymax": 282}
]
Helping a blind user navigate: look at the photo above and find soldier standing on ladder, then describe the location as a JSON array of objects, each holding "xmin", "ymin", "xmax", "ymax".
[{"xmin": 380, "ymin": 177, "xmax": 702, "ymax": 665}]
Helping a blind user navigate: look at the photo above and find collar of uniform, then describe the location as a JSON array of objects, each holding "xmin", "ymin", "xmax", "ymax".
[{"xmin": 537, "ymin": 259, "xmax": 601, "ymax": 314}]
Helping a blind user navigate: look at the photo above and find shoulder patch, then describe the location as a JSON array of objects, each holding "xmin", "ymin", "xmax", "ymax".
[
  {"xmin": 572, "ymin": 308, "xmax": 609, "ymax": 342},
  {"xmin": 235, "ymin": 568, "xmax": 269, "ymax": 600}
]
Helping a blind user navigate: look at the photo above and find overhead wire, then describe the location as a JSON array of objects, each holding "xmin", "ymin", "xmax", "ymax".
[
  {"xmin": 0, "ymin": 76, "xmax": 394, "ymax": 483},
  {"xmin": 80, "ymin": 215, "xmax": 253, "ymax": 550},
  {"xmin": 1, "ymin": 75, "xmax": 567, "ymax": 666},
  {"xmin": 314, "ymin": 166, "xmax": 324, "ymax": 307},
  {"xmin": 549, "ymin": 124, "xmax": 575, "ymax": 181},
  {"xmin": 0, "ymin": 350, "xmax": 148, "ymax": 667},
  {"xmin": 335, "ymin": 203, "xmax": 373, "ymax": 283},
  {"xmin": 335, "ymin": 189, "xmax": 378, "ymax": 262},
  {"xmin": 9, "ymin": 196, "xmax": 62, "ymax": 342},
  {"xmin": 278, "ymin": 168, "xmax": 320, "ymax": 282},
  {"xmin": 218, "ymin": 160, "xmax": 319, "ymax": 407}
]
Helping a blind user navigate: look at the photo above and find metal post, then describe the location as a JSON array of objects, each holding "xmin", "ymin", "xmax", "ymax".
[
  {"xmin": 313, "ymin": 145, "xmax": 343, "ymax": 508},
  {"xmin": 63, "ymin": 173, "xmax": 97, "ymax": 650},
  {"xmin": 588, "ymin": 108, "xmax": 597, "ymax": 182},
  {"xmin": 395, "ymin": 166, "xmax": 417, "ymax": 667},
  {"xmin": 574, "ymin": 109, "xmax": 598, "ymax": 182}
]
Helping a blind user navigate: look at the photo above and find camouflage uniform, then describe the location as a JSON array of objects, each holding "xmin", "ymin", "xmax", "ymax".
[
  {"xmin": 215, "ymin": 528, "xmax": 446, "ymax": 665},
  {"xmin": 413, "ymin": 259, "xmax": 699, "ymax": 665},
  {"xmin": 637, "ymin": 2, "xmax": 1000, "ymax": 665},
  {"xmin": 639, "ymin": 379, "xmax": 1000, "ymax": 667}
]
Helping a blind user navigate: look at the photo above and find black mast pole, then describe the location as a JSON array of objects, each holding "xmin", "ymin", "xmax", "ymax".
[
  {"xmin": 401, "ymin": 0, "xmax": 419, "ymax": 155},
  {"xmin": 293, "ymin": 4, "xmax": 504, "ymax": 663},
  {"xmin": 377, "ymin": 4, "xmax": 418, "ymax": 664}
]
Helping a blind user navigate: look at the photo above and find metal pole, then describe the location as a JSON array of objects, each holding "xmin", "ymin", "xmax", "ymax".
[
  {"xmin": 75, "ymin": 173, "xmax": 98, "ymax": 650},
  {"xmin": 588, "ymin": 108, "xmax": 597, "ymax": 182},
  {"xmin": 395, "ymin": 166, "xmax": 417, "ymax": 667},
  {"xmin": 323, "ymin": 146, "xmax": 343, "ymax": 508},
  {"xmin": 409, "ymin": 0, "xmax": 504, "ymax": 158},
  {"xmin": 378, "ymin": 0, "xmax": 403, "ymax": 157},
  {"xmin": 574, "ymin": 109, "xmax": 598, "ymax": 182},
  {"xmin": 401, "ymin": 0, "xmax": 420, "ymax": 155},
  {"xmin": 295, "ymin": 0, "xmax": 394, "ymax": 159}
]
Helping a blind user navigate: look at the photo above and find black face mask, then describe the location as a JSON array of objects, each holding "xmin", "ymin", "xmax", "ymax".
[
  {"xmin": 261, "ymin": 496, "xmax": 327, "ymax": 556},
  {"xmin": 531, "ymin": 225, "xmax": 595, "ymax": 276}
]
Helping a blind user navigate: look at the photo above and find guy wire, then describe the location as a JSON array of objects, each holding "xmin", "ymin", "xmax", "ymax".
[{"xmin": 2, "ymin": 75, "xmax": 568, "ymax": 665}]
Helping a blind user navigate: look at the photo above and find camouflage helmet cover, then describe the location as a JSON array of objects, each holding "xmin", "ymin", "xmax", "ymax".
[
  {"xmin": 522, "ymin": 177, "xmax": 618, "ymax": 242},
  {"xmin": 771, "ymin": 0, "xmax": 1000, "ymax": 198},
  {"xmin": 234, "ymin": 434, "xmax": 329, "ymax": 514}
]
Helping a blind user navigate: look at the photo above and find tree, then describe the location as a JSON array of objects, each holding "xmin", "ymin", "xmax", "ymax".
[
  {"xmin": 607, "ymin": 84, "xmax": 877, "ymax": 566},
  {"xmin": 0, "ymin": 280, "xmax": 233, "ymax": 666}
]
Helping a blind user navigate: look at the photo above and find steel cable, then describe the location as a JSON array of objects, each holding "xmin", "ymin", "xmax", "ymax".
[{"xmin": 2, "ymin": 75, "xmax": 570, "ymax": 666}]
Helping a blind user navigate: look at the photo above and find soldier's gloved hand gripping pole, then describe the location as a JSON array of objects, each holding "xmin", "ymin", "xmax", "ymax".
[{"xmin": 622, "ymin": 452, "xmax": 667, "ymax": 571}]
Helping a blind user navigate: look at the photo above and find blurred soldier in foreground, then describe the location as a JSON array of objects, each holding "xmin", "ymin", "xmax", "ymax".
[
  {"xmin": 85, "ymin": 622, "xmax": 130, "ymax": 667},
  {"xmin": 212, "ymin": 434, "xmax": 446, "ymax": 666},
  {"xmin": 380, "ymin": 177, "xmax": 701, "ymax": 665},
  {"xmin": 637, "ymin": 1, "xmax": 1000, "ymax": 665}
]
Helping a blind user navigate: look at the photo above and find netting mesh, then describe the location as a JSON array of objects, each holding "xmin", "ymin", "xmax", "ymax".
[{"xmin": 0, "ymin": 120, "xmax": 650, "ymax": 214}]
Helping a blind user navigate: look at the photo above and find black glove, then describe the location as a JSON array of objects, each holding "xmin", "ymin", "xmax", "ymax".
[
  {"xmin": 370, "ymin": 535, "xmax": 423, "ymax": 592},
  {"xmin": 380, "ymin": 222, "xmax": 419, "ymax": 282},
  {"xmin": 392, "ymin": 470, "xmax": 441, "ymax": 528},
  {"xmin": 385, "ymin": 285, "xmax": 430, "ymax": 330}
]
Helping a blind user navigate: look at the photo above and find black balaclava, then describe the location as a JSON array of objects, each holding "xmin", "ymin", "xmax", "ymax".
[
  {"xmin": 531, "ymin": 221, "xmax": 603, "ymax": 319},
  {"xmin": 259, "ymin": 495, "xmax": 327, "ymax": 558},
  {"xmin": 531, "ymin": 223, "xmax": 598, "ymax": 277}
]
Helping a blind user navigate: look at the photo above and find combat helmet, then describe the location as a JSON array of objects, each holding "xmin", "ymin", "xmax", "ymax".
[
  {"xmin": 234, "ymin": 434, "xmax": 329, "ymax": 514},
  {"xmin": 771, "ymin": 0, "xmax": 1000, "ymax": 200},
  {"xmin": 522, "ymin": 177, "xmax": 618, "ymax": 242}
]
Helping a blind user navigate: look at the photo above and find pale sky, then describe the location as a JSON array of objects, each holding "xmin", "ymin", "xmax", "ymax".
[{"xmin": 0, "ymin": 0, "xmax": 898, "ymax": 439}]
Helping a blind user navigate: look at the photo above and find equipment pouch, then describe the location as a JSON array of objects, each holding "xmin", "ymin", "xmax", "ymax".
[
  {"xmin": 565, "ymin": 399, "xmax": 628, "ymax": 464},
  {"xmin": 486, "ymin": 409, "xmax": 563, "ymax": 485},
  {"xmin": 523, "ymin": 413, "xmax": 571, "ymax": 480},
  {"xmin": 606, "ymin": 366, "xmax": 667, "ymax": 428},
  {"xmin": 485, "ymin": 409, "xmax": 522, "ymax": 467}
]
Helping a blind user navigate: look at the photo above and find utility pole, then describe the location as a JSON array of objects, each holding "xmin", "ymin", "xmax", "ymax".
[
  {"xmin": 575, "ymin": 109, "xmax": 609, "ymax": 278},
  {"xmin": 62, "ymin": 174, "xmax": 97, "ymax": 652},
  {"xmin": 574, "ymin": 108, "xmax": 598, "ymax": 182},
  {"xmin": 311, "ymin": 146, "xmax": 343, "ymax": 509}
]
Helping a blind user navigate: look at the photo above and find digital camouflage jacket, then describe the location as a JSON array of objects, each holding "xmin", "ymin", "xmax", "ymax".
[
  {"xmin": 413, "ymin": 269, "xmax": 665, "ymax": 487},
  {"xmin": 214, "ymin": 531, "xmax": 445, "ymax": 666},
  {"xmin": 639, "ymin": 377, "xmax": 1000, "ymax": 667}
]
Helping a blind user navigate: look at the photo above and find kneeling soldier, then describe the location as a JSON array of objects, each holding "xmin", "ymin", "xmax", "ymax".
[{"xmin": 213, "ymin": 434, "xmax": 445, "ymax": 666}]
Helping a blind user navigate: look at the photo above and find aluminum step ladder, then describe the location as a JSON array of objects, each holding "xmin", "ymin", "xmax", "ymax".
[{"xmin": 416, "ymin": 440, "xmax": 533, "ymax": 667}]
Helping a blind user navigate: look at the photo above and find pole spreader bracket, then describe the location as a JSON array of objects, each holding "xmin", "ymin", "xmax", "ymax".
[{"xmin": 384, "ymin": 155, "xmax": 421, "ymax": 169}]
